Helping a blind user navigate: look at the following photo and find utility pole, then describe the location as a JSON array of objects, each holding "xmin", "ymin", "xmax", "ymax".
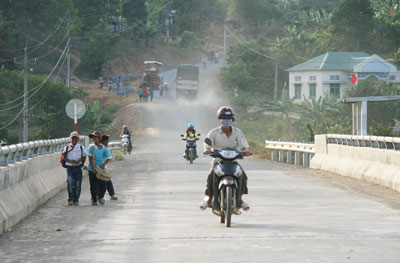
[
  {"xmin": 274, "ymin": 58, "xmax": 278, "ymax": 100},
  {"xmin": 66, "ymin": 11, "xmax": 71, "ymax": 89},
  {"xmin": 23, "ymin": 45, "xmax": 28, "ymax": 143},
  {"xmin": 15, "ymin": 36, "xmax": 36, "ymax": 142},
  {"xmin": 165, "ymin": 0, "xmax": 170, "ymax": 46},
  {"xmin": 223, "ymin": 19, "xmax": 227, "ymax": 66}
]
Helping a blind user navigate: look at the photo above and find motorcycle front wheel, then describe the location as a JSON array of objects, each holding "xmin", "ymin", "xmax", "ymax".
[{"xmin": 225, "ymin": 186, "xmax": 232, "ymax": 227}]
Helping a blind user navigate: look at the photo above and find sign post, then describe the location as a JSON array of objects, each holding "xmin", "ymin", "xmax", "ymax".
[{"xmin": 66, "ymin": 99, "xmax": 86, "ymax": 132}]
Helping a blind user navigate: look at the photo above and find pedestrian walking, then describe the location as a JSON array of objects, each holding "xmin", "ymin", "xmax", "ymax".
[
  {"xmin": 138, "ymin": 85, "xmax": 144, "ymax": 102},
  {"xmin": 99, "ymin": 76, "xmax": 104, "ymax": 89},
  {"xmin": 87, "ymin": 131, "xmax": 112, "ymax": 206},
  {"xmin": 143, "ymin": 85, "xmax": 149, "ymax": 102},
  {"xmin": 149, "ymin": 86, "xmax": 154, "ymax": 102},
  {"xmin": 101, "ymin": 135, "xmax": 118, "ymax": 201},
  {"xmin": 62, "ymin": 131, "xmax": 86, "ymax": 206},
  {"xmin": 201, "ymin": 54, "xmax": 207, "ymax": 68},
  {"xmin": 108, "ymin": 78, "xmax": 113, "ymax": 93}
]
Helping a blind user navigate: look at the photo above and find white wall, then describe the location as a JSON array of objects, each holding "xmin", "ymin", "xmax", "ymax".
[{"xmin": 289, "ymin": 71, "xmax": 352, "ymax": 102}]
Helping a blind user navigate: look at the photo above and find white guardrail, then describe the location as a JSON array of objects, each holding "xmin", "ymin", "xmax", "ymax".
[
  {"xmin": 326, "ymin": 134, "xmax": 400, "ymax": 150},
  {"xmin": 265, "ymin": 140, "xmax": 315, "ymax": 167},
  {"xmin": 0, "ymin": 137, "xmax": 122, "ymax": 167}
]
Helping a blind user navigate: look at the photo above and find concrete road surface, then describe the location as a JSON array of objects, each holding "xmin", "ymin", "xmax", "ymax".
[{"xmin": 1, "ymin": 63, "xmax": 400, "ymax": 263}]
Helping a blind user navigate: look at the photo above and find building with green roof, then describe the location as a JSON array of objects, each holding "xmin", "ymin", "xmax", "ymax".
[{"xmin": 286, "ymin": 52, "xmax": 400, "ymax": 101}]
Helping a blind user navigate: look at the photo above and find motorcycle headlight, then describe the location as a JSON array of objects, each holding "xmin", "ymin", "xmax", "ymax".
[
  {"xmin": 214, "ymin": 164, "xmax": 225, "ymax": 177},
  {"xmin": 234, "ymin": 165, "xmax": 243, "ymax": 177},
  {"xmin": 220, "ymin": 150, "xmax": 238, "ymax": 159}
]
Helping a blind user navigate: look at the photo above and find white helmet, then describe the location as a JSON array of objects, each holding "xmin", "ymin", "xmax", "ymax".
[{"xmin": 123, "ymin": 125, "xmax": 127, "ymax": 128}]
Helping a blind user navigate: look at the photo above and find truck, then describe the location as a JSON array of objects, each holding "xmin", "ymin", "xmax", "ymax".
[
  {"xmin": 143, "ymin": 61, "xmax": 162, "ymax": 89},
  {"xmin": 175, "ymin": 64, "xmax": 199, "ymax": 99}
]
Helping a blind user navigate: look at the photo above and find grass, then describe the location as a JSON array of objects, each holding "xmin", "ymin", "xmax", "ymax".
[{"xmin": 234, "ymin": 111, "xmax": 279, "ymax": 158}]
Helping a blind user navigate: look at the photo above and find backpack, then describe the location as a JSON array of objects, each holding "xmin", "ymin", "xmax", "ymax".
[{"xmin": 60, "ymin": 145, "xmax": 84, "ymax": 168}]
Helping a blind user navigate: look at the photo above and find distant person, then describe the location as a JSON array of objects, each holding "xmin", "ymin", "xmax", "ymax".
[
  {"xmin": 87, "ymin": 131, "xmax": 112, "ymax": 206},
  {"xmin": 101, "ymin": 134, "xmax": 118, "ymax": 201},
  {"xmin": 108, "ymin": 78, "xmax": 113, "ymax": 93},
  {"xmin": 99, "ymin": 77, "xmax": 104, "ymax": 89},
  {"xmin": 159, "ymin": 84, "xmax": 164, "ymax": 96},
  {"xmin": 210, "ymin": 49, "xmax": 215, "ymax": 64},
  {"xmin": 63, "ymin": 131, "xmax": 86, "ymax": 206},
  {"xmin": 120, "ymin": 125, "xmax": 133, "ymax": 154},
  {"xmin": 143, "ymin": 85, "xmax": 149, "ymax": 102},
  {"xmin": 201, "ymin": 54, "xmax": 207, "ymax": 68},
  {"xmin": 162, "ymin": 82, "xmax": 168, "ymax": 95},
  {"xmin": 138, "ymin": 85, "xmax": 144, "ymax": 102},
  {"xmin": 149, "ymin": 86, "xmax": 154, "ymax": 102}
]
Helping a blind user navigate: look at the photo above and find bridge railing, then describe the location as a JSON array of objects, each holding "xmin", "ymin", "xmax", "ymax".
[
  {"xmin": 0, "ymin": 138, "xmax": 72, "ymax": 167},
  {"xmin": 0, "ymin": 136, "xmax": 124, "ymax": 167},
  {"xmin": 326, "ymin": 134, "xmax": 400, "ymax": 150},
  {"xmin": 265, "ymin": 140, "xmax": 315, "ymax": 167}
]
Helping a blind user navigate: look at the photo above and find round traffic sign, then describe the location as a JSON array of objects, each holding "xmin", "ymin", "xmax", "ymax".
[{"xmin": 65, "ymin": 99, "xmax": 86, "ymax": 120}]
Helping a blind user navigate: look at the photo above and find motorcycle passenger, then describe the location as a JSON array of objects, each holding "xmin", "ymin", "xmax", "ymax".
[
  {"xmin": 200, "ymin": 106, "xmax": 251, "ymax": 214},
  {"xmin": 120, "ymin": 125, "xmax": 132, "ymax": 154},
  {"xmin": 183, "ymin": 123, "xmax": 199, "ymax": 159}
]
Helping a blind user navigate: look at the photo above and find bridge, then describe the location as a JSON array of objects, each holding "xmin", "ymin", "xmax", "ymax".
[{"xmin": 1, "ymin": 63, "xmax": 400, "ymax": 263}]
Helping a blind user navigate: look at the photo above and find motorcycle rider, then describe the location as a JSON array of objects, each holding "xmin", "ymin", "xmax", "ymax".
[
  {"xmin": 200, "ymin": 106, "xmax": 251, "ymax": 214},
  {"xmin": 120, "ymin": 125, "xmax": 132, "ymax": 154},
  {"xmin": 183, "ymin": 123, "xmax": 199, "ymax": 159}
]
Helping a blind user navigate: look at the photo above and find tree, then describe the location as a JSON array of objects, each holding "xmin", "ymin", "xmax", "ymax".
[
  {"xmin": 171, "ymin": 0, "xmax": 226, "ymax": 35},
  {"xmin": 330, "ymin": 0, "xmax": 375, "ymax": 51},
  {"xmin": 122, "ymin": 0, "xmax": 148, "ymax": 46}
]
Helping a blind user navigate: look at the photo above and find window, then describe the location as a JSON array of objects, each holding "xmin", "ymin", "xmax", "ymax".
[
  {"xmin": 294, "ymin": 76, "xmax": 301, "ymax": 81},
  {"xmin": 330, "ymin": 84, "xmax": 340, "ymax": 98},
  {"xmin": 329, "ymin": 75, "xmax": 340, "ymax": 81},
  {"xmin": 309, "ymin": 76, "xmax": 316, "ymax": 81},
  {"xmin": 390, "ymin": 75, "xmax": 396, "ymax": 81},
  {"xmin": 295, "ymin": 84, "xmax": 302, "ymax": 99},
  {"xmin": 309, "ymin": 84, "xmax": 316, "ymax": 98}
]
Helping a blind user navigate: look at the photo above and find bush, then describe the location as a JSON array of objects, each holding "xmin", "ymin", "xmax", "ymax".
[{"xmin": 179, "ymin": 31, "xmax": 197, "ymax": 48}]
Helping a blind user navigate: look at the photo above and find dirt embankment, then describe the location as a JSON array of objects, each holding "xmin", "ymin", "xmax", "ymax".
[
  {"xmin": 102, "ymin": 46, "xmax": 203, "ymax": 80},
  {"xmin": 70, "ymin": 46, "xmax": 203, "ymax": 140}
]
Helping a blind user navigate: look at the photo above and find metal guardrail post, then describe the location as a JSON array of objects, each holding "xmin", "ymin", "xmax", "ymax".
[
  {"xmin": 303, "ymin": 153, "xmax": 309, "ymax": 167},
  {"xmin": 295, "ymin": 152, "xmax": 301, "ymax": 166},
  {"xmin": 272, "ymin": 150, "xmax": 277, "ymax": 161},
  {"xmin": 287, "ymin": 151, "xmax": 293, "ymax": 164},
  {"xmin": 279, "ymin": 150, "xmax": 285, "ymax": 163}
]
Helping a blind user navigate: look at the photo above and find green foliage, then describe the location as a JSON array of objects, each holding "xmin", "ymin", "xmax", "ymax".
[
  {"xmin": 171, "ymin": 0, "xmax": 226, "ymax": 35},
  {"xmin": 77, "ymin": 100, "xmax": 119, "ymax": 134},
  {"xmin": 330, "ymin": 0, "xmax": 375, "ymax": 51},
  {"xmin": 345, "ymin": 78, "xmax": 400, "ymax": 131},
  {"xmin": 179, "ymin": 31, "xmax": 197, "ymax": 48},
  {"xmin": 75, "ymin": 23, "xmax": 120, "ymax": 79}
]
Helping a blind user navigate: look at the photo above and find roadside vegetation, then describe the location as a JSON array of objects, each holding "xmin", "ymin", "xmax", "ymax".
[
  {"xmin": 0, "ymin": 0, "xmax": 224, "ymax": 143},
  {"xmin": 221, "ymin": 0, "xmax": 400, "ymax": 140}
]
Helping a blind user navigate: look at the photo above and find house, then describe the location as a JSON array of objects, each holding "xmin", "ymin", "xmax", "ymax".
[{"xmin": 286, "ymin": 52, "xmax": 400, "ymax": 101}]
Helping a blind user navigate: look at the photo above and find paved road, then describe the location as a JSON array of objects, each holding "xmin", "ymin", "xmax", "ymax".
[{"xmin": 1, "ymin": 63, "xmax": 400, "ymax": 262}]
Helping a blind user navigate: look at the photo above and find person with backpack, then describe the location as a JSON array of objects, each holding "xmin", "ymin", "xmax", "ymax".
[{"xmin": 62, "ymin": 131, "xmax": 87, "ymax": 206}]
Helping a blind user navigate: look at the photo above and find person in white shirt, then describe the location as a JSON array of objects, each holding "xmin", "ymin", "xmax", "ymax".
[
  {"xmin": 63, "ymin": 131, "xmax": 87, "ymax": 206},
  {"xmin": 200, "ymin": 106, "xmax": 251, "ymax": 213}
]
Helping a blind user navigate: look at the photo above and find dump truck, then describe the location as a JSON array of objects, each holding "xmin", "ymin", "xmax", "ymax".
[{"xmin": 175, "ymin": 64, "xmax": 199, "ymax": 99}]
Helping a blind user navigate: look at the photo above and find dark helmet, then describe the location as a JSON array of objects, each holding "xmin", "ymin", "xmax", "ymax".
[{"xmin": 217, "ymin": 106, "xmax": 235, "ymax": 120}]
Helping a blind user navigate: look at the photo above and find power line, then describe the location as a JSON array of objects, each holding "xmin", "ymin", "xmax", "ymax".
[
  {"xmin": 0, "ymin": 12, "xmax": 67, "ymax": 60},
  {"xmin": 0, "ymin": 38, "xmax": 70, "ymax": 130}
]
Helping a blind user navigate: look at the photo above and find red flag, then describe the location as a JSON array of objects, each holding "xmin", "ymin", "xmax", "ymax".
[{"xmin": 352, "ymin": 74, "xmax": 357, "ymax": 84}]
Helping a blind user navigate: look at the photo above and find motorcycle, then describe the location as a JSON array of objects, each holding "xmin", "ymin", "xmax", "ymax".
[
  {"xmin": 181, "ymin": 134, "xmax": 200, "ymax": 164},
  {"xmin": 121, "ymin": 134, "xmax": 130, "ymax": 155},
  {"xmin": 204, "ymin": 138, "xmax": 248, "ymax": 227}
]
